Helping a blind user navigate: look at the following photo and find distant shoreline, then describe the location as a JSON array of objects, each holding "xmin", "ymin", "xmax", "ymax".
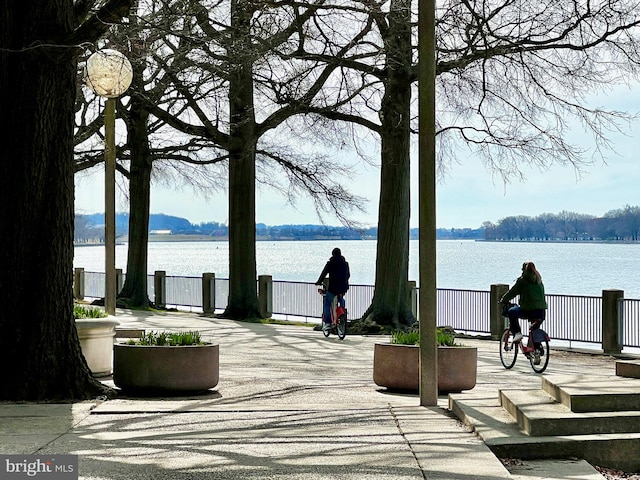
[
  {"xmin": 74, "ymin": 235, "xmax": 640, "ymax": 247},
  {"xmin": 477, "ymin": 239, "xmax": 640, "ymax": 245},
  {"xmin": 74, "ymin": 234, "xmax": 362, "ymax": 245}
]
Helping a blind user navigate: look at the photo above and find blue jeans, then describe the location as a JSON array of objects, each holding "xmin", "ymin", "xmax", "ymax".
[
  {"xmin": 507, "ymin": 306, "xmax": 545, "ymax": 335},
  {"xmin": 323, "ymin": 291, "xmax": 336, "ymax": 324}
]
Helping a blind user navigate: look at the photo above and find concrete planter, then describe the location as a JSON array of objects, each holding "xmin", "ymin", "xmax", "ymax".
[
  {"xmin": 76, "ymin": 318, "xmax": 119, "ymax": 377},
  {"xmin": 113, "ymin": 343, "xmax": 219, "ymax": 394},
  {"xmin": 373, "ymin": 343, "xmax": 477, "ymax": 393}
]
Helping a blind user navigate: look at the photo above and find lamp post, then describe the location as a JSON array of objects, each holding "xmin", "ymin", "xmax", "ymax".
[{"xmin": 84, "ymin": 49, "xmax": 133, "ymax": 316}]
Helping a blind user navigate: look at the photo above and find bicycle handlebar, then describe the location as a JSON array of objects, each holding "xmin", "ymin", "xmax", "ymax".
[
  {"xmin": 317, "ymin": 288, "xmax": 345, "ymax": 298},
  {"xmin": 500, "ymin": 301, "xmax": 516, "ymax": 316}
]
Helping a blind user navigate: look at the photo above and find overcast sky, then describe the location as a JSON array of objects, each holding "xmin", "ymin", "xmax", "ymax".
[{"xmin": 74, "ymin": 88, "xmax": 640, "ymax": 229}]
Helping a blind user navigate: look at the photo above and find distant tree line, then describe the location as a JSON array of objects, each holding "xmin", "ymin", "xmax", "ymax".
[
  {"xmin": 74, "ymin": 213, "xmax": 486, "ymax": 243},
  {"xmin": 74, "ymin": 213, "xmax": 370, "ymax": 242},
  {"xmin": 483, "ymin": 206, "xmax": 640, "ymax": 241},
  {"xmin": 76, "ymin": 207, "xmax": 640, "ymax": 244}
]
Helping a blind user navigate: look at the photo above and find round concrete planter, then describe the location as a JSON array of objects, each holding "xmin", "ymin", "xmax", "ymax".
[
  {"xmin": 113, "ymin": 343, "xmax": 219, "ymax": 394},
  {"xmin": 76, "ymin": 318, "xmax": 119, "ymax": 377},
  {"xmin": 373, "ymin": 343, "xmax": 477, "ymax": 393}
]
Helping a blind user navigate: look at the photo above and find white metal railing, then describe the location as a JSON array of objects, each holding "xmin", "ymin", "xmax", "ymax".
[
  {"xmin": 623, "ymin": 298, "xmax": 640, "ymax": 348},
  {"xmin": 78, "ymin": 270, "xmax": 639, "ymax": 350},
  {"xmin": 545, "ymin": 294, "xmax": 602, "ymax": 346},
  {"xmin": 437, "ymin": 288, "xmax": 490, "ymax": 334}
]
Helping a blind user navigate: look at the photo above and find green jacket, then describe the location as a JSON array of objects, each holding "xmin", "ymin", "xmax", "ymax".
[{"xmin": 501, "ymin": 270, "xmax": 548, "ymax": 310}]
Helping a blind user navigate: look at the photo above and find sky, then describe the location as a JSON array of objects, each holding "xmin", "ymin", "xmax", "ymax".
[{"xmin": 74, "ymin": 88, "xmax": 640, "ymax": 230}]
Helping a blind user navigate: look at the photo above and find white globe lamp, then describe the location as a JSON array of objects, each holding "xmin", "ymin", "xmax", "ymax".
[{"xmin": 85, "ymin": 49, "xmax": 133, "ymax": 98}]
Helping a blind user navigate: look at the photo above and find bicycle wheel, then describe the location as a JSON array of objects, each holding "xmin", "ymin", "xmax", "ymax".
[
  {"xmin": 337, "ymin": 313, "xmax": 347, "ymax": 340},
  {"xmin": 500, "ymin": 328, "xmax": 518, "ymax": 369},
  {"xmin": 530, "ymin": 339, "xmax": 550, "ymax": 373}
]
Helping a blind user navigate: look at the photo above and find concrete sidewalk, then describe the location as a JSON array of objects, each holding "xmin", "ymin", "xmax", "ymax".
[{"xmin": 0, "ymin": 309, "xmax": 617, "ymax": 479}]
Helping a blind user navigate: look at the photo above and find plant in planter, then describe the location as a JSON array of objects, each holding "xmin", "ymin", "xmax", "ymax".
[
  {"xmin": 127, "ymin": 330, "xmax": 203, "ymax": 346},
  {"xmin": 373, "ymin": 327, "xmax": 477, "ymax": 393},
  {"xmin": 74, "ymin": 304, "xmax": 108, "ymax": 319},
  {"xmin": 113, "ymin": 330, "xmax": 219, "ymax": 395},
  {"xmin": 74, "ymin": 304, "xmax": 119, "ymax": 377}
]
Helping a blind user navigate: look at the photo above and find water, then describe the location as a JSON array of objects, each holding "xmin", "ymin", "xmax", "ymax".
[{"xmin": 73, "ymin": 240, "xmax": 640, "ymax": 298}]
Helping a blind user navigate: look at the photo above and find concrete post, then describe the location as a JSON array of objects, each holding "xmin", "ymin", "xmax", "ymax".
[
  {"xmin": 74, "ymin": 268, "xmax": 85, "ymax": 300},
  {"xmin": 202, "ymin": 273, "xmax": 216, "ymax": 314},
  {"xmin": 258, "ymin": 275, "xmax": 273, "ymax": 318},
  {"xmin": 490, "ymin": 284, "xmax": 510, "ymax": 340},
  {"xmin": 408, "ymin": 280, "xmax": 418, "ymax": 320},
  {"xmin": 602, "ymin": 289, "xmax": 623, "ymax": 355},
  {"xmin": 154, "ymin": 270, "xmax": 166, "ymax": 309}
]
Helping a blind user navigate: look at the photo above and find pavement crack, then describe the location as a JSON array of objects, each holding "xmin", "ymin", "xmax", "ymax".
[{"xmin": 388, "ymin": 404, "xmax": 428, "ymax": 480}]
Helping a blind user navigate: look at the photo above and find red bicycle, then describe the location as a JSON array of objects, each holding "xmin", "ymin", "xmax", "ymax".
[
  {"xmin": 318, "ymin": 288, "xmax": 347, "ymax": 340},
  {"xmin": 499, "ymin": 302, "xmax": 550, "ymax": 373}
]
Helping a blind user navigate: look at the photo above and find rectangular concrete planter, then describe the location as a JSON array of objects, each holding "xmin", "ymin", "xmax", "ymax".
[
  {"xmin": 373, "ymin": 343, "xmax": 477, "ymax": 393},
  {"xmin": 113, "ymin": 343, "xmax": 219, "ymax": 394}
]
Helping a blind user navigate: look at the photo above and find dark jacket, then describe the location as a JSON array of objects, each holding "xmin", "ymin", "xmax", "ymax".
[
  {"xmin": 501, "ymin": 270, "xmax": 548, "ymax": 310},
  {"xmin": 316, "ymin": 255, "xmax": 350, "ymax": 295}
]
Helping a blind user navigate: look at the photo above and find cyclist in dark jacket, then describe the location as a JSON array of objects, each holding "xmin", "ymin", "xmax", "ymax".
[
  {"xmin": 315, "ymin": 248, "xmax": 350, "ymax": 330},
  {"xmin": 500, "ymin": 261, "xmax": 548, "ymax": 343}
]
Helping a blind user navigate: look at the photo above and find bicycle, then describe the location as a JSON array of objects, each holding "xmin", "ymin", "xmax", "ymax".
[
  {"xmin": 318, "ymin": 288, "xmax": 347, "ymax": 340},
  {"xmin": 499, "ymin": 302, "xmax": 550, "ymax": 373}
]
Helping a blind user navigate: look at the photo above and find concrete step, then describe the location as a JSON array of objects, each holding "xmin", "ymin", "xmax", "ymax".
[
  {"xmin": 499, "ymin": 388, "xmax": 640, "ymax": 436},
  {"xmin": 449, "ymin": 391, "xmax": 640, "ymax": 472},
  {"xmin": 541, "ymin": 374, "xmax": 640, "ymax": 412},
  {"xmin": 616, "ymin": 360, "xmax": 640, "ymax": 378},
  {"xmin": 507, "ymin": 459, "xmax": 606, "ymax": 480}
]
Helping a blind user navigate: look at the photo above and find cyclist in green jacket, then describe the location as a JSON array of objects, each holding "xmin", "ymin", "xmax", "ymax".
[{"xmin": 500, "ymin": 261, "xmax": 548, "ymax": 343}]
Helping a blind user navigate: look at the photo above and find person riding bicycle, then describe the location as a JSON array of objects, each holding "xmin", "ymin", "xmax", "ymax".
[
  {"xmin": 315, "ymin": 247, "xmax": 350, "ymax": 332},
  {"xmin": 500, "ymin": 261, "xmax": 548, "ymax": 349}
]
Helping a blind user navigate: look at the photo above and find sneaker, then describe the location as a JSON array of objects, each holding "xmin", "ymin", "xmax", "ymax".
[
  {"xmin": 513, "ymin": 332, "xmax": 523, "ymax": 342},
  {"xmin": 322, "ymin": 323, "xmax": 331, "ymax": 332},
  {"xmin": 533, "ymin": 352, "xmax": 541, "ymax": 365}
]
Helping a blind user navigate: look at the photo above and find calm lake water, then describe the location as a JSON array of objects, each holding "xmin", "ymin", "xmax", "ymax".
[{"xmin": 73, "ymin": 240, "xmax": 640, "ymax": 298}]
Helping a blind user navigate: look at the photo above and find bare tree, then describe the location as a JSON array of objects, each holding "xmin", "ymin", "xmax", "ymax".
[
  {"xmin": 143, "ymin": 0, "xmax": 366, "ymax": 318},
  {"xmin": 620, "ymin": 205, "xmax": 640, "ymax": 241},
  {"xmin": 283, "ymin": 0, "xmax": 416, "ymax": 329},
  {"xmin": 74, "ymin": 1, "xmax": 228, "ymax": 309},
  {"xmin": 117, "ymin": 43, "xmax": 156, "ymax": 308},
  {"xmin": 481, "ymin": 208, "xmax": 640, "ymax": 241},
  {"xmin": 287, "ymin": 0, "xmax": 640, "ymax": 329},
  {"xmin": 74, "ymin": 0, "xmax": 367, "ymax": 316},
  {"xmin": 0, "ymin": 0, "xmax": 132, "ymax": 401},
  {"xmin": 74, "ymin": 215, "xmax": 102, "ymax": 244},
  {"xmin": 116, "ymin": 3, "xmax": 230, "ymax": 308},
  {"xmin": 434, "ymin": 0, "xmax": 640, "ymax": 177}
]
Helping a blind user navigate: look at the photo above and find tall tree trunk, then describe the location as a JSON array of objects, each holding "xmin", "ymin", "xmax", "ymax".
[
  {"xmin": 0, "ymin": 1, "xmax": 111, "ymax": 400},
  {"xmin": 223, "ymin": 0, "xmax": 261, "ymax": 319},
  {"xmin": 118, "ymin": 88, "xmax": 152, "ymax": 308},
  {"xmin": 362, "ymin": 0, "xmax": 415, "ymax": 329}
]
